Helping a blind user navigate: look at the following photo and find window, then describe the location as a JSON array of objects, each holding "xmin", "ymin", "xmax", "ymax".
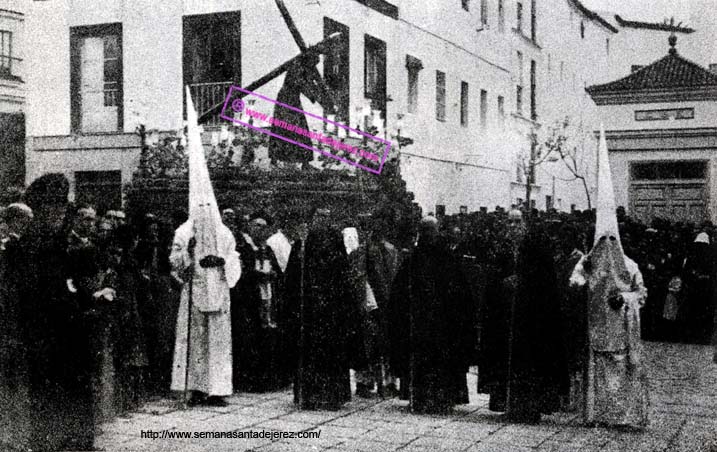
[
  {"xmin": 481, "ymin": 0, "xmax": 488, "ymax": 25},
  {"xmin": 184, "ymin": 13, "xmax": 241, "ymax": 84},
  {"xmin": 631, "ymin": 161, "xmax": 706, "ymax": 180},
  {"xmin": 364, "ymin": 34, "xmax": 387, "ymax": 117},
  {"xmin": 546, "ymin": 195, "xmax": 553, "ymax": 210},
  {"xmin": 0, "ymin": 31, "xmax": 13, "ymax": 77},
  {"xmin": 516, "ymin": 86, "xmax": 523, "ymax": 115},
  {"xmin": 516, "ymin": 1, "xmax": 523, "ymax": 33},
  {"xmin": 460, "ymin": 81, "xmax": 469, "ymax": 127},
  {"xmin": 102, "ymin": 35, "xmax": 120, "ymax": 107},
  {"xmin": 436, "ymin": 70, "xmax": 446, "ymax": 122},
  {"xmin": 516, "ymin": 51, "xmax": 523, "ymax": 114},
  {"xmin": 580, "ymin": 21, "xmax": 585, "ymax": 39},
  {"xmin": 498, "ymin": 0, "xmax": 505, "ymax": 32},
  {"xmin": 530, "ymin": 0, "xmax": 536, "ymax": 42},
  {"xmin": 530, "ymin": 59, "xmax": 536, "ymax": 120},
  {"xmin": 406, "ymin": 55, "xmax": 423, "ymax": 114},
  {"xmin": 324, "ymin": 18, "xmax": 350, "ymax": 123},
  {"xmin": 75, "ymin": 170, "xmax": 122, "ymax": 214},
  {"xmin": 606, "ymin": 38, "xmax": 610, "ymax": 55},
  {"xmin": 497, "ymin": 95, "xmax": 505, "ymax": 123},
  {"xmin": 462, "ymin": 0, "xmax": 470, "ymax": 11},
  {"xmin": 480, "ymin": 89, "xmax": 488, "ymax": 129},
  {"xmin": 70, "ymin": 23, "xmax": 123, "ymax": 133},
  {"xmin": 635, "ymin": 108, "xmax": 694, "ymax": 121},
  {"xmin": 547, "ymin": 53, "xmax": 551, "ymax": 72},
  {"xmin": 184, "ymin": 12, "xmax": 241, "ymax": 125},
  {"xmin": 516, "ymin": 51, "xmax": 523, "ymax": 84}
]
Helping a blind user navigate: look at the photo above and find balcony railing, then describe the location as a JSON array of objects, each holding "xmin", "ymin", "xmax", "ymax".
[
  {"xmin": 188, "ymin": 81, "xmax": 234, "ymax": 127},
  {"xmin": 0, "ymin": 56, "xmax": 23, "ymax": 82}
]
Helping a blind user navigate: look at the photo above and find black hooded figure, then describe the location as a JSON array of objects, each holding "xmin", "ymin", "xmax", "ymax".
[
  {"xmin": 479, "ymin": 219, "xmax": 569, "ymax": 423},
  {"xmin": 7, "ymin": 173, "xmax": 96, "ymax": 451},
  {"xmin": 683, "ymin": 233, "xmax": 714, "ymax": 344},
  {"xmin": 389, "ymin": 216, "xmax": 474, "ymax": 414},
  {"xmin": 267, "ymin": 62, "xmax": 316, "ymax": 166},
  {"xmin": 283, "ymin": 211, "xmax": 365, "ymax": 410}
]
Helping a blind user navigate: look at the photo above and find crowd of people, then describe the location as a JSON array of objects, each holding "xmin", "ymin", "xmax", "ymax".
[
  {"xmin": 441, "ymin": 205, "xmax": 717, "ymax": 346},
  {"xmin": 0, "ymin": 173, "xmax": 716, "ymax": 451}
]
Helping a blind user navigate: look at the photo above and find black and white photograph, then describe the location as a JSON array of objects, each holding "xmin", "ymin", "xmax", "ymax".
[{"xmin": 0, "ymin": 0, "xmax": 716, "ymax": 451}]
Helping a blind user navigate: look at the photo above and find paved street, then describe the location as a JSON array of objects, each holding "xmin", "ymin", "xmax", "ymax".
[{"xmin": 95, "ymin": 342, "xmax": 717, "ymax": 452}]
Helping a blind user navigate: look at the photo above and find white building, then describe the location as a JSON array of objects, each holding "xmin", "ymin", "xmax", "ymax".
[
  {"xmin": 587, "ymin": 35, "xmax": 717, "ymax": 225},
  {"xmin": 23, "ymin": 0, "xmax": 700, "ymax": 215},
  {"xmin": 0, "ymin": 0, "xmax": 26, "ymax": 194}
]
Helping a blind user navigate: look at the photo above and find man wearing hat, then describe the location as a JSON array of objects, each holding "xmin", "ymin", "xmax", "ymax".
[{"xmin": 7, "ymin": 173, "xmax": 97, "ymax": 451}]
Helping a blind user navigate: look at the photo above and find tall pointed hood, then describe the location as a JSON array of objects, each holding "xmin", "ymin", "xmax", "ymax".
[
  {"xmin": 594, "ymin": 125, "xmax": 622, "ymax": 251},
  {"xmin": 186, "ymin": 86, "xmax": 222, "ymax": 241}
]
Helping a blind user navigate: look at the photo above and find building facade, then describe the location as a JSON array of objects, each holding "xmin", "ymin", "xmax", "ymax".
[
  {"xmin": 23, "ymin": 0, "xmax": 703, "ymax": 216},
  {"xmin": 587, "ymin": 35, "xmax": 717, "ymax": 225},
  {"xmin": 0, "ymin": 0, "xmax": 26, "ymax": 196}
]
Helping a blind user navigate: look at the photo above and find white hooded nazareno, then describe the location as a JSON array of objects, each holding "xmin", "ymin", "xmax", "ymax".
[
  {"xmin": 569, "ymin": 126, "xmax": 649, "ymax": 428},
  {"xmin": 170, "ymin": 88, "xmax": 241, "ymax": 397}
]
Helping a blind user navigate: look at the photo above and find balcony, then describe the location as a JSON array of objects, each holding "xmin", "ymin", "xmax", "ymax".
[
  {"xmin": 188, "ymin": 81, "xmax": 233, "ymax": 127},
  {"xmin": 0, "ymin": 56, "xmax": 24, "ymax": 83}
]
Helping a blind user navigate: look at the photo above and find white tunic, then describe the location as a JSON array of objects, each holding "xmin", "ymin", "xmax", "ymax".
[
  {"xmin": 170, "ymin": 221, "xmax": 241, "ymax": 396},
  {"xmin": 570, "ymin": 253, "xmax": 649, "ymax": 427}
]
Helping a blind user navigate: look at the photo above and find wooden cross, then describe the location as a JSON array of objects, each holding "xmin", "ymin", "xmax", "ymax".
[{"xmin": 198, "ymin": 0, "xmax": 337, "ymax": 123}]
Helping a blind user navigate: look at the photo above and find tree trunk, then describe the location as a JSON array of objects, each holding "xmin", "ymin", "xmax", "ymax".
[
  {"xmin": 525, "ymin": 178, "xmax": 532, "ymax": 212},
  {"xmin": 580, "ymin": 176, "xmax": 591, "ymax": 210}
]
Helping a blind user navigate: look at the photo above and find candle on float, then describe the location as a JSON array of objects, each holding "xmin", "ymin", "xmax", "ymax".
[
  {"xmin": 372, "ymin": 110, "xmax": 383, "ymax": 130},
  {"xmin": 147, "ymin": 129, "xmax": 159, "ymax": 146},
  {"xmin": 326, "ymin": 114, "xmax": 337, "ymax": 133}
]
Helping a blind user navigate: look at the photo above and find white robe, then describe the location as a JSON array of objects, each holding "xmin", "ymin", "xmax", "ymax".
[
  {"xmin": 570, "ymin": 254, "xmax": 649, "ymax": 427},
  {"xmin": 170, "ymin": 221, "xmax": 241, "ymax": 396}
]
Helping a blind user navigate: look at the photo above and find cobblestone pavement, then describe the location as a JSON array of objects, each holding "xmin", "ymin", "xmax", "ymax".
[{"xmin": 93, "ymin": 342, "xmax": 717, "ymax": 452}]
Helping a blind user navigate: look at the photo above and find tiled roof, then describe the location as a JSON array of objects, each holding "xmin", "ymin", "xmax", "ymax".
[{"xmin": 587, "ymin": 48, "xmax": 717, "ymax": 93}]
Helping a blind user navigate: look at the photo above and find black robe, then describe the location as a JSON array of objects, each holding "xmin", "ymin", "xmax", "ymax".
[
  {"xmin": 389, "ymin": 239, "xmax": 474, "ymax": 414},
  {"xmin": 556, "ymin": 250, "xmax": 588, "ymax": 377},
  {"xmin": 0, "ymin": 237, "xmax": 29, "ymax": 449},
  {"xmin": 232, "ymin": 237, "xmax": 291, "ymax": 392},
  {"xmin": 479, "ymin": 228, "xmax": 569, "ymax": 423},
  {"xmin": 283, "ymin": 226, "xmax": 365, "ymax": 410},
  {"xmin": 683, "ymin": 242, "xmax": 714, "ymax": 344},
  {"xmin": 9, "ymin": 227, "xmax": 96, "ymax": 451},
  {"xmin": 134, "ymin": 237, "xmax": 179, "ymax": 395},
  {"xmin": 108, "ymin": 258, "xmax": 149, "ymax": 413}
]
